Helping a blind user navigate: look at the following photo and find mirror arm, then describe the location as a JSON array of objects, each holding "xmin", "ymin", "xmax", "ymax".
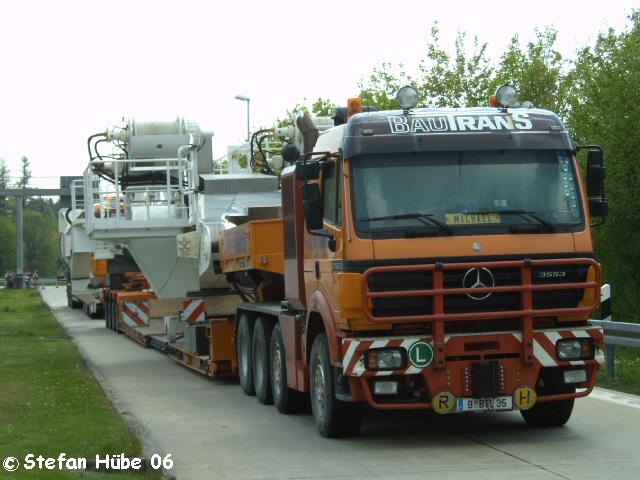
[{"xmin": 307, "ymin": 228, "xmax": 332, "ymax": 239}]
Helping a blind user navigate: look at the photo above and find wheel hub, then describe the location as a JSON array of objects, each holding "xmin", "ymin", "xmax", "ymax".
[
  {"xmin": 313, "ymin": 361, "xmax": 326, "ymax": 416},
  {"xmin": 273, "ymin": 348, "xmax": 282, "ymax": 392}
]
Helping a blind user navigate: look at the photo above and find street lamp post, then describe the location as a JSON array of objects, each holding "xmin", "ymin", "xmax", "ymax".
[{"xmin": 234, "ymin": 94, "xmax": 250, "ymax": 142}]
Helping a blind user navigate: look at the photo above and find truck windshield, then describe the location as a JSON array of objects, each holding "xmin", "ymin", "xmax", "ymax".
[{"xmin": 351, "ymin": 150, "xmax": 583, "ymax": 237}]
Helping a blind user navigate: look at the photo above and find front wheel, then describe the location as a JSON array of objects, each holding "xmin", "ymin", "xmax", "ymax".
[
  {"xmin": 521, "ymin": 385, "xmax": 575, "ymax": 427},
  {"xmin": 309, "ymin": 333, "xmax": 362, "ymax": 437}
]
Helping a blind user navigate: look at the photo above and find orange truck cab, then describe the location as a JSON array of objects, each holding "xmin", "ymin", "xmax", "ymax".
[{"xmin": 222, "ymin": 86, "xmax": 609, "ymax": 437}]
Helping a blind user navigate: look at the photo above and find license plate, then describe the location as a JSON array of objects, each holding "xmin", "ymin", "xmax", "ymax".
[{"xmin": 457, "ymin": 396, "xmax": 513, "ymax": 412}]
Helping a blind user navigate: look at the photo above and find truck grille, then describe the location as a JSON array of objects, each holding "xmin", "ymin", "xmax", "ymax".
[
  {"xmin": 361, "ymin": 258, "xmax": 600, "ymax": 325},
  {"xmin": 368, "ymin": 265, "xmax": 588, "ymax": 318}
]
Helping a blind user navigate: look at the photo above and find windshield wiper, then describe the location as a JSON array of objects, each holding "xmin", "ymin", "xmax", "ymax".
[
  {"xmin": 358, "ymin": 213, "xmax": 454, "ymax": 236},
  {"xmin": 465, "ymin": 210, "xmax": 555, "ymax": 232}
]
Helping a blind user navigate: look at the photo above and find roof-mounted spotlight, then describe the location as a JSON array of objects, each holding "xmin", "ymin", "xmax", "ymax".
[
  {"xmin": 396, "ymin": 86, "xmax": 419, "ymax": 113},
  {"xmin": 494, "ymin": 84, "xmax": 520, "ymax": 108}
]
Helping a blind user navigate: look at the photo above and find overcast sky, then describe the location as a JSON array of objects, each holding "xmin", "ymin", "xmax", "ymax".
[{"xmin": 0, "ymin": 0, "xmax": 637, "ymax": 186}]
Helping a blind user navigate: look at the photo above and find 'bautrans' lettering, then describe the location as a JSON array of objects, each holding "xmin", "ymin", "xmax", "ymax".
[{"xmin": 388, "ymin": 112, "xmax": 533, "ymax": 134}]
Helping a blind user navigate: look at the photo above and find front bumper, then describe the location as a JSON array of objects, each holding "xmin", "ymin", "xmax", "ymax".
[{"xmin": 341, "ymin": 326, "xmax": 605, "ymax": 411}]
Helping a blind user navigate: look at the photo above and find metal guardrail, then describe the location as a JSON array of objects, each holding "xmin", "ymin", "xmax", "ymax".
[
  {"xmin": 589, "ymin": 284, "xmax": 639, "ymax": 377},
  {"xmin": 589, "ymin": 320, "xmax": 640, "ymax": 349}
]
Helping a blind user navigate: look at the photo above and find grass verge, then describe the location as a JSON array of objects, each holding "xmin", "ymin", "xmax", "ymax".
[
  {"xmin": 0, "ymin": 289, "xmax": 163, "ymax": 479},
  {"xmin": 596, "ymin": 347, "xmax": 640, "ymax": 396}
]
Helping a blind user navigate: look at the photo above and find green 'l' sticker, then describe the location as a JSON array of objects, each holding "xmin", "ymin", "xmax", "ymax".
[{"xmin": 408, "ymin": 341, "xmax": 434, "ymax": 368}]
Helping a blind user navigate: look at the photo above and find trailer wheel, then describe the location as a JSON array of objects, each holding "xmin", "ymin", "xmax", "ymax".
[
  {"xmin": 105, "ymin": 299, "xmax": 111, "ymax": 330},
  {"xmin": 89, "ymin": 305, "xmax": 102, "ymax": 320},
  {"xmin": 237, "ymin": 313, "xmax": 255, "ymax": 396},
  {"xmin": 67, "ymin": 284, "xmax": 82, "ymax": 309},
  {"xmin": 112, "ymin": 301, "xmax": 120, "ymax": 333},
  {"xmin": 270, "ymin": 323, "xmax": 307, "ymax": 414},
  {"xmin": 310, "ymin": 333, "xmax": 362, "ymax": 437},
  {"xmin": 109, "ymin": 300, "xmax": 115, "ymax": 331},
  {"xmin": 521, "ymin": 385, "xmax": 575, "ymax": 427},
  {"xmin": 252, "ymin": 317, "xmax": 274, "ymax": 405}
]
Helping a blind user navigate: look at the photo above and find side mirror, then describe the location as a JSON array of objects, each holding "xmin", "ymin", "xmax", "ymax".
[
  {"xmin": 586, "ymin": 150, "xmax": 605, "ymax": 197},
  {"xmin": 296, "ymin": 161, "xmax": 320, "ymax": 181},
  {"xmin": 584, "ymin": 148, "xmax": 607, "ymax": 223},
  {"xmin": 302, "ymin": 183, "xmax": 324, "ymax": 230},
  {"xmin": 589, "ymin": 198, "xmax": 608, "ymax": 218}
]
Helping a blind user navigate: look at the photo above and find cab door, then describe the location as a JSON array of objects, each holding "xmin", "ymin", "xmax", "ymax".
[{"xmin": 315, "ymin": 158, "xmax": 343, "ymax": 309}]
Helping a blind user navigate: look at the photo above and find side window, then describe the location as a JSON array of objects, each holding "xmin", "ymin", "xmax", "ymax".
[{"xmin": 323, "ymin": 161, "xmax": 337, "ymax": 224}]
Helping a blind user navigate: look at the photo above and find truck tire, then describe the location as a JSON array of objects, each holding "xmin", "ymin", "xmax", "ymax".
[
  {"xmin": 105, "ymin": 299, "xmax": 111, "ymax": 329},
  {"xmin": 310, "ymin": 333, "xmax": 362, "ymax": 437},
  {"xmin": 252, "ymin": 317, "xmax": 274, "ymax": 405},
  {"xmin": 270, "ymin": 323, "xmax": 307, "ymax": 414},
  {"xmin": 112, "ymin": 301, "xmax": 120, "ymax": 332},
  {"xmin": 237, "ymin": 313, "xmax": 255, "ymax": 396},
  {"xmin": 521, "ymin": 385, "xmax": 575, "ymax": 427},
  {"xmin": 67, "ymin": 284, "xmax": 82, "ymax": 309},
  {"xmin": 89, "ymin": 303, "xmax": 103, "ymax": 320}
]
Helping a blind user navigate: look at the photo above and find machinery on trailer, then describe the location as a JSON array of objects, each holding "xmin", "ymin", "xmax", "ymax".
[
  {"xmin": 59, "ymin": 177, "xmax": 144, "ymax": 318},
  {"xmin": 217, "ymin": 85, "xmax": 609, "ymax": 436},
  {"xmin": 73, "ymin": 115, "xmax": 302, "ymax": 374}
]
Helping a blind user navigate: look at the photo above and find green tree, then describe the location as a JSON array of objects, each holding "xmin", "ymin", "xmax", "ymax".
[
  {"xmin": 359, "ymin": 61, "xmax": 410, "ymax": 110},
  {"xmin": 566, "ymin": 11, "xmax": 640, "ymax": 320},
  {"xmin": 493, "ymin": 28, "xmax": 568, "ymax": 115},
  {"xmin": 311, "ymin": 98, "xmax": 337, "ymax": 116},
  {"xmin": 0, "ymin": 216, "xmax": 16, "ymax": 274},
  {"xmin": 0, "ymin": 158, "xmax": 9, "ymax": 215},
  {"xmin": 418, "ymin": 26, "xmax": 494, "ymax": 108},
  {"xmin": 17, "ymin": 156, "xmax": 31, "ymax": 189},
  {"xmin": 358, "ymin": 24, "xmax": 494, "ymax": 109},
  {"xmin": 23, "ymin": 210, "xmax": 57, "ymax": 275}
]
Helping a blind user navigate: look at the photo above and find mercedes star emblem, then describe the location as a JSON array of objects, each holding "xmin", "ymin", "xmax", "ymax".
[{"xmin": 462, "ymin": 267, "xmax": 495, "ymax": 300}]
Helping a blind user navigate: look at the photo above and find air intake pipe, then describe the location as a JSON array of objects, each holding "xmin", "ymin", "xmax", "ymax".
[{"xmin": 296, "ymin": 112, "xmax": 319, "ymax": 155}]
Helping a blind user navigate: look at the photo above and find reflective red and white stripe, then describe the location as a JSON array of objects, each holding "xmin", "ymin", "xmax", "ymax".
[
  {"xmin": 514, "ymin": 328, "xmax": 605, "ymax": 367},
  {"xmin": 181, "ymin": 299, "xmax": 205, "ymax": 324},
  {"xmin": 122, "ymin": 300, "xmax": 150, "ymax": 327},
  {"xmin": 342, "ymin": 327, "xmax": 605, "ymax": 377}
]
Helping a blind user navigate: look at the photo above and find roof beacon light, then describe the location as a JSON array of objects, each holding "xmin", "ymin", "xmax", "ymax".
[
  {"xmin": 396, "ymin": 86, "xmax": 419, "ymax": 112},
  {"xmin": 495, "ymin": 84, "xmax": 520, "ymax": 108},
  {"xmin": 347, "ymin": 97, "xmax": 363, "ymax": 118}
]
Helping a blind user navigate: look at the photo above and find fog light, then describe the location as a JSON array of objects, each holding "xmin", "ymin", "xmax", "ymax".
[
  {"xmin": 365, "ymin": 348, "xmax": 406, "ymax": 371},
  {"xmin": 556, "ymin": 338, "xmax": 595, "ymax": 360},
  {"xmin": 564, "ymin": 369, "xmax": 587, "ymax": 384},
  {"xmin": 396, "ymin": 86, "xmax": 420, "ymax": 110},
  {"xmin": 374, "ymin": 381, "xmax": 398, "ymax": 395},
  {"xmin": 495, "ymin": 84, "xmax": 519, "ymax": 108}
]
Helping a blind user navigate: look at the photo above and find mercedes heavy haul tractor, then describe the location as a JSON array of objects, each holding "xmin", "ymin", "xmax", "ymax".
[{"xmin": 218, "ymin": 85, "xmax": 609, "ymax": 437}]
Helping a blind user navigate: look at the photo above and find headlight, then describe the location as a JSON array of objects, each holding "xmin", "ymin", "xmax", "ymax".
[
  {"xmin": 396, "ymin": 86, "xmax": 420, "ymax": 110},
  {"xmin": 365, "ymin": 348, "xmax": 406, "ymax": 371},
  {"xmin": 556, "ymin": 338, "xmax": 595, "ymax": 360}
]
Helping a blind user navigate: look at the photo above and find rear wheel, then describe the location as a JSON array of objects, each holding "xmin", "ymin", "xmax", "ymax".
[
  {"xmin": 252, "ymin": 317, "xmax": 274, "ymax": 405},
  {"xmin": 521, "ymin": 385, "xmax": 575, "ymax": 427},
  {"xmin": 237, "ymin": 313, "xmax": 255, "ymax": 396},
  {"xmin": 270, "ymin": 323, "xmax": 307, "ymax": 414},
  {"xmin": 310, "ymin": 333, "xmax": 362, "ymax": 437}
]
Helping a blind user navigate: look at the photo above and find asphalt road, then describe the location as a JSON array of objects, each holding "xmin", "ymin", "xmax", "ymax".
[{"xmin": 40, "ymin": 287, "xmax": 640, "ymax": 480}]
